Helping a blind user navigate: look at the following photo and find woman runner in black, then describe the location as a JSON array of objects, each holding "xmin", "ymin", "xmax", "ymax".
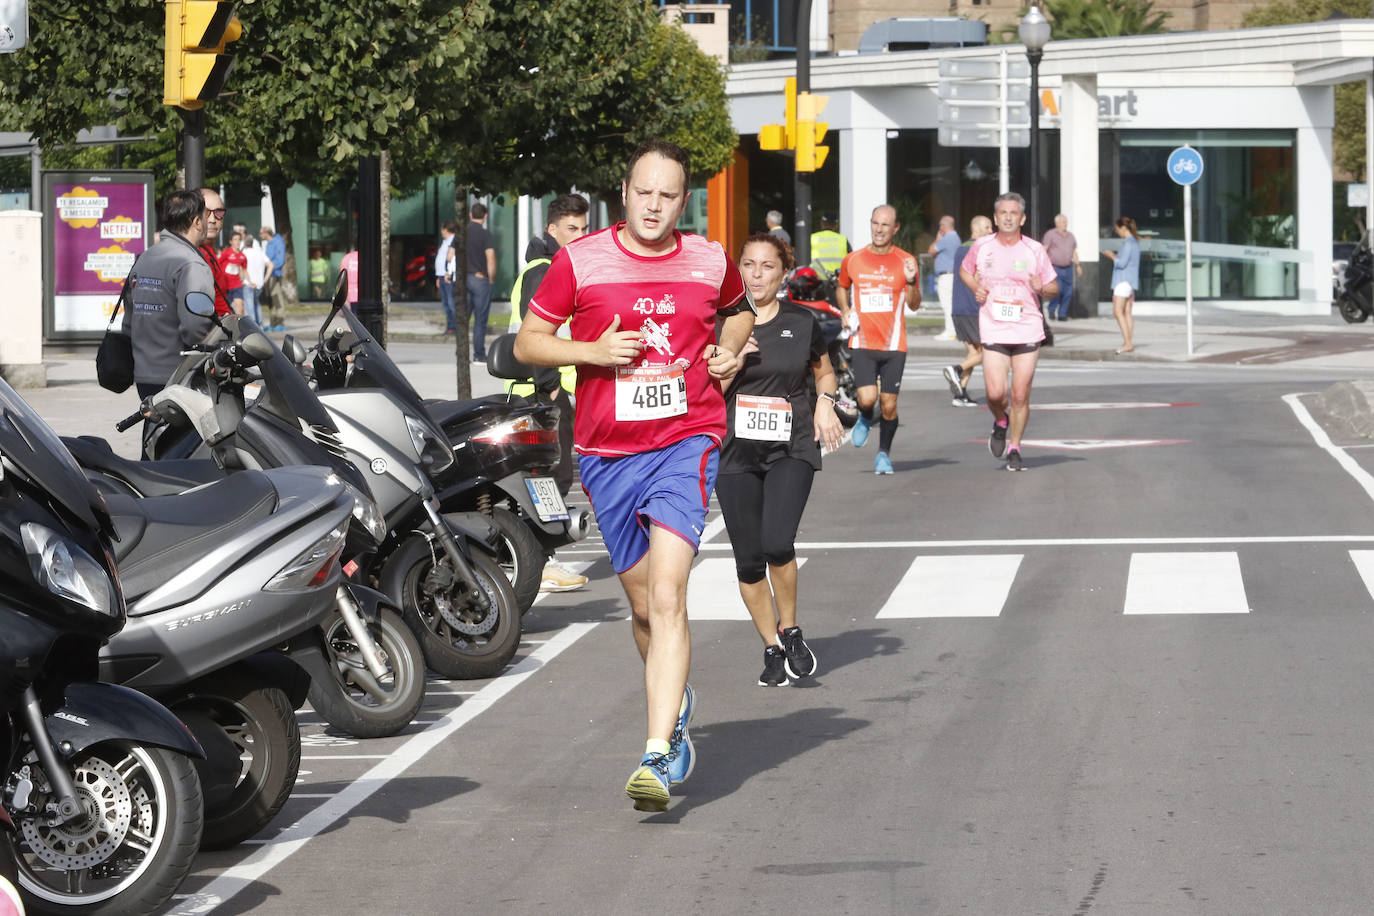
[{"xmin": 717, "ymin": 233, "xmax": 845, "ymax": 686}]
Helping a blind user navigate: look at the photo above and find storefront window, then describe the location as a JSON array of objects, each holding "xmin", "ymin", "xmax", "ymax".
[{"xmin": 1101, "ymin": 129, "xmax": 1297, "ymax": 300}]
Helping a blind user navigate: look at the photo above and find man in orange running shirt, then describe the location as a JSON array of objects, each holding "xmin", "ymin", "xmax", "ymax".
[{"xmin": 836, "ymin": 204, "xmax": 921, "ymax": 475}]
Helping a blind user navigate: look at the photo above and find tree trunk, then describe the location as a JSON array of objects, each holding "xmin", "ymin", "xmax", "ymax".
[
  {"xmin": 268, "ymin": 178, "xmax": 301, "ymax": 309},
  {"xmin": 379, "ymin": 151, "xmax": 392, "ymax": 342},
  {"xmin": 453, "ymin": 179, "xmax": 471, "ymax": 400}
]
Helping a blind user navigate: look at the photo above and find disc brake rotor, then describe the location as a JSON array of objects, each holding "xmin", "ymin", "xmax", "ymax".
[
  {"xmin": 424, "ymin": 561, "xmax": 497, "ymax": 637},
  {"xmin": 20, "ymin": 757, "xmax": 134, "ymax": 870}
]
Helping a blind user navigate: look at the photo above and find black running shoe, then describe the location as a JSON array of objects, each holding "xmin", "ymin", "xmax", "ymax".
[
  {"xmin": 954, "ymin": 392, "xmax": 980, "ymax": 408},
  {"xmin": 942, "ymin": 364, "xmax": 963, "ymax": 398},
  {"xmin": 759, "ymin": 645, "xmax": 789, "ymax": 687},
  {"xmin": 1005, "ymin": 449, "xmax": 1025, "ymax": 471},
  {"xmin": 989, "ymin": 423, "xmax": 1008, "ymax": 458},
  {"xmin": 779, "ymin": 626, "xmax": 817, "ymax": 679}
]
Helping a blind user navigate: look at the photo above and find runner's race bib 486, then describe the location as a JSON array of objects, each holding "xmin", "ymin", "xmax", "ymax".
[
  {"xmin": 615, "ymin": 364, "xmax": 687, "ymax": 421},
  {"xmin": 734, "ymin": 394, "xmax": 792, "ymax": 441}
]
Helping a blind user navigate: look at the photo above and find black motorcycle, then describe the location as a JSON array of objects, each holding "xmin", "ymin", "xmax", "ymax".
[
  {"xmin": 785, "ymin": 266, "xmax": 860, "ymax": 429},
  {"xmin": 0, "ymin": 377, "xmax": 205, "ymax": 915},
  {"xmin": 1337, "ymin": 231, "xmax": 1372, "ymax": 323}
]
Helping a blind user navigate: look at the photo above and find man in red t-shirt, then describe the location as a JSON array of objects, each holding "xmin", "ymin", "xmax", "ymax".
[
  {"xmin": 836, "ymin": 204, "xmax": 921, "ymax": 475},
  {"xmin": 197, "ymin": 188, "xmax": 235, "ymax": 316},
  {"xmin": 516, "ymin": 139, "xmax": 754, "ymax": 813}
]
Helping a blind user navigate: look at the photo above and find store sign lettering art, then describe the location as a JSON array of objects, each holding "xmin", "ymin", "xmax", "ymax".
[{"xmin": 1039, "ymin": 89, "xmax": 1141, "ymax": 121}]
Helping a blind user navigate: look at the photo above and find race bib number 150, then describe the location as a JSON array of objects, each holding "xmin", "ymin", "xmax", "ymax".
[{"xmin": 615, "ymin": 365, "xmax": 687, "ymax": 421}]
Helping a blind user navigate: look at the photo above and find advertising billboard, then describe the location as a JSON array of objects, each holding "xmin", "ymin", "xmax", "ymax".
[{"xmin": 42, "ymin": 170, "xmax": 155, "ymax": 340}]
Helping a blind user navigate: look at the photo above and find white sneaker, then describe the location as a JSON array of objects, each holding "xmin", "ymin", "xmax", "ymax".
[
  {"xmin": 539, "ymin": 561, "xmax": 587, "ymax": 592},
  {"xmin": 934, "ymin": 331, "xmax": 958, "ymax": 341}
]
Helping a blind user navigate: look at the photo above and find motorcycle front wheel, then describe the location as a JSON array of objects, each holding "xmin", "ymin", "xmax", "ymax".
[
  {"xmin": 1338, "ymin": 287, "xmax": 1371, "ymax": 323},
  {"xmin": 307, "ymin": 606, "xmax": 426, "ymax": 738},
  {"xmin": 383, "ymin": 537, "xmax": 521, "ymax": 680},
  {"xmin": 11, "ymin": 742, "xmax": 202, "ymax": 916}
]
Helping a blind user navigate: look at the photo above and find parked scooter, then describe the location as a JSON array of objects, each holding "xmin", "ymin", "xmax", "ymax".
[
  {"xmin": 424, "ymin": 362, "xmax": 590, "ymax": 615},
  {"xmin": 1337, "ymin": 230, "xmax": 1373, "ymax": 323},
  {"xmin": 302, "ymin": 296, "xmax": 522, "ymax": 676},
  {"xmin": 0, "ymin": 377, "xmax": 205, "ymax": 915},
  {"xmin": 70, "ymin": 306, "xmax": 426, "ymax": 743},
  {"xmin": 148, "ymin": 286, "xmax": 521, "ymax": 680}
]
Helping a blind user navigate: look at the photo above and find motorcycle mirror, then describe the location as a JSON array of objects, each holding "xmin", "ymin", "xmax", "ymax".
[
  {"xmin": 184, "ymin": 291, "xmax": 216, "ymax": 318},
  {"xmin": 484, "ymin": 333, "xmax": 536, "ymax": 382},
  {"xmin": 282, "ymin": 334, "xmax": 308, "ymax": 366},
  {"xmin": 240, "ymin": 332, "xmax": 277, "ymax": 362}
]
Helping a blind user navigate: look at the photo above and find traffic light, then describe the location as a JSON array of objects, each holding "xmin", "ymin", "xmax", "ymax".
[
  {"xmin": 163, "ymin": 0, "xmax": 242, "ymax": 110},
  {"xmin": 783, "ymin": 77, "xmax": 797, "ymax": 149},
  {"xmin": 795, "ymin": 92, "xmax": 829, "ymax": 172}
]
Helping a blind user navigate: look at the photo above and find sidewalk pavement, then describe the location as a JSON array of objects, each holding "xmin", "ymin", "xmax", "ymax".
[{"xmin": 16, "ymin": 304, "xmax": 1374, "ymax": 459}]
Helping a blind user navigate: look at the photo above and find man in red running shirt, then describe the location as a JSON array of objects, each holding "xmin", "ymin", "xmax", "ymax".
[
  {"xmin": 197, "ymin": 188, "xmax": 235, "ymax": 316},
  {"xmin": 515, "ymin": 139, "xmax": 755, "ymax": 812},
  {"xmin": 836, "ymin": 204, "xmax": 921, "ymax": 475}
]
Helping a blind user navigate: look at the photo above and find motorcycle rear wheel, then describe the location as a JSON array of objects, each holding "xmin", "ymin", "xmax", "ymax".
[
  {"xmin": 11, "ymin": 743, "xmax": 202, "ymax": 916},
  {"xmin": 383, "ymin": 537, "xmax": 521, "ymax": 680},
  {"xmin": 174, "ymin": 676, "xmax": 299, "ymax": 850},
  {"xmin": 307, "ymin": 606, "xmax": 426, "ymax": 738},
  {"xmin": 487, "ymin": 505, "xmax": 544, "ymax": 615}
]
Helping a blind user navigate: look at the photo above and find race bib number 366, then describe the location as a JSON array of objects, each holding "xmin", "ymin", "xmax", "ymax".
[
  {"xmin": 734, "ymin": 395, "xmax": 791, "ymax": 442},
  {"xmin": 615, "ymin": 364, "xmax": 687, "ymax": 421}
]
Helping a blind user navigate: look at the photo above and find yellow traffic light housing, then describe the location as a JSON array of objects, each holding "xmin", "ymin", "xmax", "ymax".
[
  {"xmin": 759, "ymin": 124, "xmax": 786, "ymax": 151},
  {"xmin": 795, "ymin": 92, "xmax": 829, "ymax": 172},
  {"xmin": 164, "ymin": 0, "xmax": 242, "ymax": 110}
]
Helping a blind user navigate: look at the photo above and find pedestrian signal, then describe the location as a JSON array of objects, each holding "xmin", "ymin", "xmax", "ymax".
[{"xmin": 163, "ymin": 0, "xmax": 242, "ymax": 110}]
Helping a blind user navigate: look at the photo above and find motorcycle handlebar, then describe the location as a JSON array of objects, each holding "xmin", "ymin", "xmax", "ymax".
[{"xmin": 115, "ymin": 409, "xmax": 145, "ymax": 432}]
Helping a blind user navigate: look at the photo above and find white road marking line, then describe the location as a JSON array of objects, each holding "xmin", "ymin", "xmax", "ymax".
[
  {"xmin": 1284, "ymin": 392, "xmax": 1374, "ymax": 505},
  {"xmin": 299, "ymin": 755, "xmax": 389, "ymax": 760},
  {"xmin": 288, "ymin": 794, "xmax": 335, "ymax": 799},
  {"xmin": 876, "ymin": 554, "xmax": 1022, "ymax": 618},
  {"xmin": 1123, "ymin": 552, "xmax": 1249, "ymax": 614},
  {"xmin": 984, "ymin": 438, "xmax": 1190, "ymax": 450},
  {"xmin": 163, "ymin": 622, "xmax": 599, "ymax": 916},
  {"xmin": 698, "ymin": 535, "xmax": 1374, "ymax": 551},
  {"xmin": 1030, "ymin": 401, "xmax": 1198, "ymax": 410},
  {"xmin": 1349, "ymin": 551, "xmax": 1374, "ymax": 600},
  {"xmin": 700, "ymin": 512, "xmax": 727, "ymax": 544},
  {"xmin": 686, "ymin": 557, "xmax": 808, "ymax": 620}
]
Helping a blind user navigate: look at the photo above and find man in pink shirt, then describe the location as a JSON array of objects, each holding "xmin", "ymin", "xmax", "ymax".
[{"xmin": 959, "ymin": 192, "xmax": 1058, "ymax": 471}]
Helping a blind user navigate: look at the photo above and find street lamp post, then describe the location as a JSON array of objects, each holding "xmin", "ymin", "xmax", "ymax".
[{"xmin": 1018, "ymin": 5, "xmax": 1051, "ymax": 235}]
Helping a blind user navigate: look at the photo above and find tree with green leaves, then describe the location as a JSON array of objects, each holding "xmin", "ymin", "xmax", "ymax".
[
  {"xmin": 1041, "ymin": 0, "xmax": 1171, "ymax": 39},
  {"xmin": 1243, "ymin": 0, "xmax": 1368, "ymax": 186}
]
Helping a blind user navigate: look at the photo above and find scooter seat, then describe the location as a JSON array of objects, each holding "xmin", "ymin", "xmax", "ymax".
[
  {"xmin": 62, "ymin": 435, "xmax": 223, "ymax": 498},
  {"xmin": 425, "ymin": 395, "xmax": 521, "ymax": 431},
  {"xmin": 103, "ymin": 471, "xmax": 279, "ymax": 603}
]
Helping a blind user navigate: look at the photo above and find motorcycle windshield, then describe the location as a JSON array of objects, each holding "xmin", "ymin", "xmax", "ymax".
[
  {"xmin": 0, "ymin": 378, "xmax": 109, "ymax": 532},
  {"xmin": 329, "ymin": 306, "xmax": 451, "ymax": 444}
]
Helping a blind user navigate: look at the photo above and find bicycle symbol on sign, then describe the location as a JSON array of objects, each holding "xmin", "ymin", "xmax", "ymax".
[{"xmin": 1172, "ymin": 158, "xmax": 1199, "ymax": 175}]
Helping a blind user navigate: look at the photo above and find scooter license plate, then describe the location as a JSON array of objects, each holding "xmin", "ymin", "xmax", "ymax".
[{"xmin": 526, "ymin": 477, "xmax": 570, "ymax": 522}]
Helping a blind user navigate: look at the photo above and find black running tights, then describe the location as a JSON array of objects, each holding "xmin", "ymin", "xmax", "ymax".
[{"xmin": 715, "ymin": 458, "xmax": 815, "ymax": 584}]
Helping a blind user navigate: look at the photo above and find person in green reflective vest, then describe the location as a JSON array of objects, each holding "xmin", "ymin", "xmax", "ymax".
[
  {"xmin": 508, "ymin": 193, "xmax": 590, "ymax": 592},
  {"xmin": 809, "ymin": 211, "xmax": 850, "ymax": 279}
]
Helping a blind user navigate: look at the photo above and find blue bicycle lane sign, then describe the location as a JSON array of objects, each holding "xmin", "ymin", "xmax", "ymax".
[{"xmin": 1167, "ymin": 146, "xmax": 1203, "ymax": 186}]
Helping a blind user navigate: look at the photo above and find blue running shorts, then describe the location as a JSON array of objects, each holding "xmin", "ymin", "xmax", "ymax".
[{"xmin": 577, "ymin": 435, "xmax": 720, "ymax": 574}]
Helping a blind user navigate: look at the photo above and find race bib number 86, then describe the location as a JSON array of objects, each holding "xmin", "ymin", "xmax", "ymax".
[{"xmin": 615, "ymin": 365, "xmax": 687, "ymax": 421}]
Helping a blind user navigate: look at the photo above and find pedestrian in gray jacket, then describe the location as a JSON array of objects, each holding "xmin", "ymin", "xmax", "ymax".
[{"xmin": 122, "ymin": 189, "xmax": 217, "ymax": 395}]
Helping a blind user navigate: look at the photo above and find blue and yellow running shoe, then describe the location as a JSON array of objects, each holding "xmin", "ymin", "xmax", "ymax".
[
  {"xmin": 666, "ymin": 683, "xmax": 696, "ymax": 785},
  {"xmin": 626, "ymin": 752, "xmax": 671, "ymax": 812}
]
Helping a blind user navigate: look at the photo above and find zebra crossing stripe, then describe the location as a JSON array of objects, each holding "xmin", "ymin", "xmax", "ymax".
[
  {"xmin": 875, "ymin": 554, "xmax": 1023, "ymax": 618},
  {"xmin": 1123, "ymin": 552, "xmax": 1249, "ymax": 614},
  {"xmin": 1348, "ymin": 551, "xmax": 1374, "ymax": 601},
  {"xmin": 687, "ymin": 557, "xmax": 809, "ymax": 620}
]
